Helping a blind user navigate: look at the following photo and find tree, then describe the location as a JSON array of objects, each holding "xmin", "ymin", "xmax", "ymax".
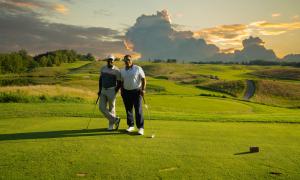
[
  {"xmin": 54, "ymin": 56, "xmax": 61, "ymax": 66},
  {"xmin": 85, "ymin": 53, "xmax": 95, "ymax": 61},
  {"xmin": 39, "ymin": 56, "xmax": 48, "ymax": 67}
]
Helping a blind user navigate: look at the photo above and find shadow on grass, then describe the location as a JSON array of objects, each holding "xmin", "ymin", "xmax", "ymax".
[
  {"xmin": 0, "ymin": 128, "xmax": 125, "ymax": 141},
  {"xmin": 234, "ymin": 151, "xmax": 258, "ymax": 155}
]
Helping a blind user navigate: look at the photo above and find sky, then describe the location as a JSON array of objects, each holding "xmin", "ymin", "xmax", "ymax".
[{"xmin": 1, "ymin": 0, "xmax": 300, "ymax": 59}]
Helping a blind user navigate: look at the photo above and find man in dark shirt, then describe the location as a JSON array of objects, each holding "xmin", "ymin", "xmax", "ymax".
[{"xmin": 98, "ymin": 54, "xmax": 121, "ymax": 131}]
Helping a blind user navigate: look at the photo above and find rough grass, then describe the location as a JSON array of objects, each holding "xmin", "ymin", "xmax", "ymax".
[
  {"xmin": 0, "ymin": 85, "xmax": 96, "ymax": 102},
  {"xmin": 250, "ymin": 68, "xmax": 300, "ymax": 81},
  {"xmin": 252, "ymin": 80, "xmax": 300, "ymax": 108},
  {"xmin": 141, "ymin": 63, "xmax": 260, "ymax": 81},
  {"xmin": 197, "ymin": 80, "xmax": 246, "ymax": 97},
  {"xmin": 0, "ymin": 92, "xmax": 84, "ymax": 103}
]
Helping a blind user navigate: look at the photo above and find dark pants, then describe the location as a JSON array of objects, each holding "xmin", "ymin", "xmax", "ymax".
[{"xmin": 122, "ymin": 89, "xmax": 144, "ymax": 129}]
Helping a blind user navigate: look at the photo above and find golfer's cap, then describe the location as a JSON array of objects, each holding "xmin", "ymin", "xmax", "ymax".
[
  {"xmin": 106, "ymin": 54, "xmax": 115, "ymax": 61},
  {"xmin": 123, "ymin": 54, "xmax": 132, "ymax": 61}
]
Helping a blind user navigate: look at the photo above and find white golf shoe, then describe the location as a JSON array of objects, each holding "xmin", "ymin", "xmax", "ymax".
[
  {"xmin": 138, "ymin": 128, "xmax": 144, "ymax": 135},
  {"xmin": 107, "ymin": 124, "xmax": 114, "ymax": 131},
  {"xmin": 126, "ymin": 126, "xmax": 135, "ymax": 132}
]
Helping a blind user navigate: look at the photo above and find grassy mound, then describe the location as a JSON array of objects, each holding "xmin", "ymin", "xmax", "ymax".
[
  {"xmin": 197, "ymin": 80, "xmax": 246, "ymax": 97},
  {"xmin": 252, "ymin": 80, "xmax": 300, "ymax": 108}
]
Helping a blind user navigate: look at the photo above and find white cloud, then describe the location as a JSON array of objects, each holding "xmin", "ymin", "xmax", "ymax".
[{"xmin": 125, "ymin": 10, "xmax": 219, "ymax": 60}]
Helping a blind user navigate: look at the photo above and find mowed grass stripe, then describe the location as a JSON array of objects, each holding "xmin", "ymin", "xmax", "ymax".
[{"xmin": 1, "ymin": 93, "xmax": 300, "ymax": 123}]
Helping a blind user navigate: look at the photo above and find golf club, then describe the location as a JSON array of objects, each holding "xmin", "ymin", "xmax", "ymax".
[
  {"xmin": 85, "ymin": 96, "xmax": 100, "ymax": 130},
  {"xmin": 142, "ymin": 96, "xmax": 155, "ymax": 138}
]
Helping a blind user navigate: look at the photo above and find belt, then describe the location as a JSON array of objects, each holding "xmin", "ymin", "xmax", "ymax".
[
  {"xmin": 102, "ymin": 86, "xmax": 116, "ymax": 90},
  {"xmin": 123, "ymin": 88, "xmax": 140, "ymax": 92}
]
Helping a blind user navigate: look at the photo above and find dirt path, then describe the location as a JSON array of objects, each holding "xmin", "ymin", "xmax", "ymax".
[{"xmin": 244, "ymin": 80, "xmax": 255, "ymax": 100}]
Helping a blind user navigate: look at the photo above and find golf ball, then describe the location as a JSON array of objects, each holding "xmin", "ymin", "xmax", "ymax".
[{"xmin": 151, "ymin": 134, "xmax": 155, "ymax": 138}]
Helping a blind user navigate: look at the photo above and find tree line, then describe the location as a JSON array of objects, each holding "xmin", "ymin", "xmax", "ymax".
[
  {"xmin": 191, "ymin": 60, "xmax": 300, "ymax": 67},
  {"xmin": 0, "ymin": 50, "xmax": 95, "ymax": 74}
]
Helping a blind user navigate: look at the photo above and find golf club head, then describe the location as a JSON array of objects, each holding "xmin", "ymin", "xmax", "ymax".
[{"xmin": 144, "ymin": 104, "xmax": 148, "ymax": 109}]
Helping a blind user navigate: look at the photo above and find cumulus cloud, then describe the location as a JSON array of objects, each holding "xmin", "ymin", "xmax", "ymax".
[
  {"xmin": 205, "ymin": 36, "xmax": 278, "ymax": 62},
  {"xmin": 242, "ymin": 36, "xmax": 264, "ymax": 48},
  {"xmin": 125, "ymin": 10, "xmax": 219, "ymax": 60},
  {"xmin": 233, "ymin": 36, "xmax": 277, "ymax": 61},
  {"xmin": 0, "ymin": 1, "xmax": 129, "ymax": 57}
]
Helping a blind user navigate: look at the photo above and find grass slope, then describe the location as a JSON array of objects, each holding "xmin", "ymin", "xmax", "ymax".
[{"xmin": 253, "ymin": 80, "xmax": 300, "ymax": 108}]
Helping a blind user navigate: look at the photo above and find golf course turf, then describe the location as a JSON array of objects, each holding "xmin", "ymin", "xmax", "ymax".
[
  {"xmin": 0, "ymin": 116, "xmax": 299, "ymax": 179},
  {"xmin": 1, "ymin": 61, "xmax": 300, "ymax": 179}
]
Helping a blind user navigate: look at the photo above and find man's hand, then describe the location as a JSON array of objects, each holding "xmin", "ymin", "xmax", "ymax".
[
  {"xmin": 120, "ymin": 89, "xmax": 124, "ymax": 97},
  {"xmin": 115, "ymin": 87, "xmax": 119, "ymax": 93},
  {"xmin": 140, "ymin": 90, "xmax": 145, "ymax": 97}
]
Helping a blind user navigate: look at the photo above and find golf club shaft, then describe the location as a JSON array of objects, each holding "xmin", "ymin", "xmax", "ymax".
[
  {"xmin": 86, "ymin": 95, "xmax": 99, "ymax": 129},
  {"xmin": 142, "ymin": 96, "xmax": 154, "ymax": 137},
  {"xmin": 95, "ymin": 95, "xmax": 100, "ymax": 104},
  {"xmin": 142, "ymin": 95, "xmax": 146, "ymax": 104}
]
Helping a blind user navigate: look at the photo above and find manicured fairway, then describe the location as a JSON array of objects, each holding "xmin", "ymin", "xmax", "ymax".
[{"xmin": 0, "ymin": 117, "xmax": 300, "ymax": 179}]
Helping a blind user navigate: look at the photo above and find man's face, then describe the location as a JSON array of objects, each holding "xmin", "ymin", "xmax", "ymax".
[
  {"xmin": 107, "ymin": 59, "xmax": 113, "ymax": 66},
  {"xmin": 124, "ymin": 59, "xmax": 132, "ymax": 67}
]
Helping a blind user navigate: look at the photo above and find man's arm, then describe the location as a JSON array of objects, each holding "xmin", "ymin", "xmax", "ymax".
[
  {"xmin": 115, "ymin": 70, "xmax": 122, "ymax": 93},
  {"xmin": 120, "ymin": 81, "xmax": 124, "ymax": 97},
  {"xmin": 98, "ymin": 75, "xmax": 102, "ymax": 96},
  {"xmin": 140, "ymin": 77, "xmax": 146, "ymax": 96},
  {"xmin": 115, "ymin": 80, "xmax": 121, "ymax": 93}
]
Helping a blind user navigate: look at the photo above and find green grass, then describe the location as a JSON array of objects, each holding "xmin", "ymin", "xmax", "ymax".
[
  {"xmin": 1, "ymin": 62, "xmax": 300, "ymax": 179},
  {"xmin": 1, "ymin": 117, "xmax": 300, "ymax": 179},
  {"xmin": 1, "ymin": 94, "xmax": 300, "ymax": 122}
]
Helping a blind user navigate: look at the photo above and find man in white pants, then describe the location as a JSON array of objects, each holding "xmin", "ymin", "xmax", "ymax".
[{"xmin": 98, "ymin": 54, "xmax": 121, "ymax": 131}]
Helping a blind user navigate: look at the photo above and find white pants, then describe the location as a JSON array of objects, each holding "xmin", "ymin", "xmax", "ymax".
[{"xmin": 99, "ymin": 88, "xmax": 117, "ymax": 126}]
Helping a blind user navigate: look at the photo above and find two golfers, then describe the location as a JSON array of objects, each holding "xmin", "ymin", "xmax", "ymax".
[{"xmin": 98, "ymin": 54, "xmax": 146, "ymax": 135}]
